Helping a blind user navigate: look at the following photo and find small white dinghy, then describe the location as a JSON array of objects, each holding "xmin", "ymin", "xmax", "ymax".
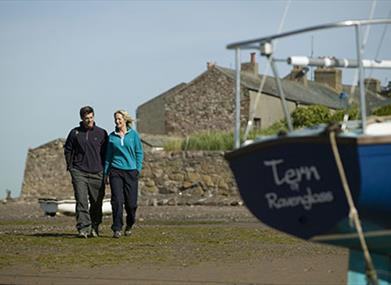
[{"xmin": 38, "ymin": 198, "xmax": 112, "ymax": 216}]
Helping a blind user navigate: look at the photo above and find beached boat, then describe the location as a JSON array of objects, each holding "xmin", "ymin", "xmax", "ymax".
[
  {"xmin": 38, "ymin": 198, "xmax": 112, "ymax": 216},
  {"xmin": 226, "ymin": 19, "xmax": 391, "ymax": 285}
]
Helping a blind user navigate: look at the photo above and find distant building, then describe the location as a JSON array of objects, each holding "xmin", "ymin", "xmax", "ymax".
[{"xmin": 137, "ymin": 54, "xmax": 391, "ymax": 136}]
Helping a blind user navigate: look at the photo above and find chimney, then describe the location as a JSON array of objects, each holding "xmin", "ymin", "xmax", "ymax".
[
  {"xmin": 285, "ymin": 65, "xmax": 308, "ymax": 87},
  {"xmin": 314, "ymin": 67, "xmax": 342, "ymax": 93},
  {"xmin": 364, "ymin": 77, "xmax": 381, "ymax": 93},
  {"xmin": 241, "ymin": 52, "xmax": 259, "ymax": 77}
]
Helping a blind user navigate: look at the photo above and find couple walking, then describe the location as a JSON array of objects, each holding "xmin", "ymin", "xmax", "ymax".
[{"xmin": 64, "ymin": 106, "xmax": 143, "ymax": 239}]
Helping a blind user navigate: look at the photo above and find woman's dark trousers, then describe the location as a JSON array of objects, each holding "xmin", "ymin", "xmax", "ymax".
[{"xmin": 109, "ymin": 168, "xmax": 138, "ymax": 232}]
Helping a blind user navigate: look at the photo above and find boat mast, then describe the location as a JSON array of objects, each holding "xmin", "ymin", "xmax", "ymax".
[{"xmin": 355, "ymin": 24, "xmax": 367, "ymax": 134}]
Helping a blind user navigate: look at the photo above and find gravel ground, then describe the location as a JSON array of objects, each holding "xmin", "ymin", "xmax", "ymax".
[{"xmin": 0, "ymin": 201, "xmax": 348, "ymax": 285}]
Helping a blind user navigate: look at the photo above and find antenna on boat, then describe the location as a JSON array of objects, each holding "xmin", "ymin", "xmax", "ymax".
[{"xmin": 310, "ymin": 36, "xmax": 314, "ymax": 81}]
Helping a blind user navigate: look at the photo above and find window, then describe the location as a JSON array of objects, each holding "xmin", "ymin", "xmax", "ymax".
[{"xmin": 254, "ymin": 117, "xmax": 261, "ymax": 130}]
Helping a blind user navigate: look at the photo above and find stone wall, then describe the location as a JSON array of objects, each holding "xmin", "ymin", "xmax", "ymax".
[
  {"xmin": 21, "ymin": 139, "xmax": 241, "ymax": 206},
  {"xmin": 140, "ymin": 150, "xmax": 240, "ymax": 206},
  {"xmin": 21, "ymin": 139, "xmax": 70, "ymax": 201}
]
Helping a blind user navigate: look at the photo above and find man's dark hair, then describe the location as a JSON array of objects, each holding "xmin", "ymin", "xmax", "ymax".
[{"xmin": 79, "ymin": 106, "xmax": 94, "ymax": 119}]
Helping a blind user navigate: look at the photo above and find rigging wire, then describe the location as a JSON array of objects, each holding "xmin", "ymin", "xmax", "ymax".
[
  {"xmin": 348, "ymin": 0, "xmax": 377, "ymax": 102},
  {"xmin": 242, "ymin": 0, "xmax": 291, "ymax": 142},
  {"xmin": 365, "ymin": 7, "xmax": 391, "ymax": 80}
]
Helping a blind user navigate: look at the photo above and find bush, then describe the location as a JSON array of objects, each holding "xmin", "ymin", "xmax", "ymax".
[
  {"xmin": 373, "ymin": 104, "xmax": 391, "ymax": 116},
  {"xmin": 330, "ymin": 107, "xmax": 359, "ymax": 122},
  {"xmin": 291, "ymin": 105, "xmax": 359, "ymax": 128},
  {"xmin": 291, "ymin": 105, "xmax": 331, "ymax": 128}
]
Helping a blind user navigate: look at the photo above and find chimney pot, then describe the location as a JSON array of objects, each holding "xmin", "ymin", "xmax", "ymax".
[
  {"xmin": 241, "ymin": 53, "xmax": 259, "ymax": 77},
  {"xmin": 207, "ymin": 62, "xmax": 215, "ymax": 70},
  {"xmin": 250, "ymin": 52, "xmax": 256, "ymax": 64}
]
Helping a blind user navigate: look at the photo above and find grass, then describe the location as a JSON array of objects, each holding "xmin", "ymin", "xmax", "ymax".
[
  {"xmin": 0, "ymin": 219, "xmax": 67, "ymax": 226},
  {"xmin": 0, "ymin": 219, "xmax": 343, "ymax": 271},
  {"xmin": 163, "ymin": 121, "xmax": 288, "ymax": 151}
]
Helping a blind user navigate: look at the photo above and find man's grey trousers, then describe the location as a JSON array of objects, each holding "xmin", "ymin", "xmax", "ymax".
[{"xmin": 70, "ymin": 168, "xmax": 105, "ymax": 232}]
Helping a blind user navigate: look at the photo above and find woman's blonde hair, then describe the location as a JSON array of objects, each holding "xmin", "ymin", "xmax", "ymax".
[{"xmin": 114, "ymin": 110, "xmax": 133, "ymax": 128}]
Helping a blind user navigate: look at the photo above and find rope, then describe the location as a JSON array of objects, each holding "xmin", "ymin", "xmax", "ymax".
[
  {"xmin": 329, "ymin": 130, "xmax": 378, "ymax": 285},
  {"xmin": 243, "ymin": 0, "xmax": 292, "ymax": 142}
]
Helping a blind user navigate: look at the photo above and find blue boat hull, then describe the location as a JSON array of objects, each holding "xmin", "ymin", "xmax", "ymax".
[
  {"xmin": 225, "ymin": 134, "xmax": 391, "ymax": 250},
  {"xmin": 357, "ymin": 142, "xmax": 391, "ymax": 231}
]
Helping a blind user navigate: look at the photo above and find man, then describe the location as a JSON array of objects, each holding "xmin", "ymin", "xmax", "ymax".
[{"xmin": 64, "ymin": 106, "xmax": 108, "ymax": 238}]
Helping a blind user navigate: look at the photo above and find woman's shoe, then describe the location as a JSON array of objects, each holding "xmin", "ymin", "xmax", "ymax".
[{"xmin": 124, "ymin": 227, "xmax": 132, "ymax": 236}]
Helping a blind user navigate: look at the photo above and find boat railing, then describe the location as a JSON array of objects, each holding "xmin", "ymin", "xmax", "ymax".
[{"xmin": 227, "ymin": 19, "xmax": 391, "ymax": 149}]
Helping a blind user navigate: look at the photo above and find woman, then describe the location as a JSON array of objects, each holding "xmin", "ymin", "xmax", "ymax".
[{"xmin": 104, "ymin": 110, "xmax": 143, "ymax": 238}]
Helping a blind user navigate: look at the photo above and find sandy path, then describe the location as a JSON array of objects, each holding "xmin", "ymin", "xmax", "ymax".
[{"xmin": 0, "ymin": 254, "xmax": 348, "ymax": 285}]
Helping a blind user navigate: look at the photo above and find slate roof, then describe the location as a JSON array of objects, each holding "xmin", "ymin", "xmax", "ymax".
[
  {"xmin": 216, "ymin": 66, "xmax": 391, "ymax": 111},
  {"xmin": 341, "ymin": 85, "xmax": 391, "ymax": 111}
]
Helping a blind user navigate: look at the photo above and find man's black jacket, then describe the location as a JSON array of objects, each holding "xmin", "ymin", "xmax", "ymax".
[{"xmin": 64, "ymin": 122, "xmax": 108, "ymax": 173}]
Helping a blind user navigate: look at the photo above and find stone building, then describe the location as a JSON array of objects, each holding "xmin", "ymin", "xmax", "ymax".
[{"xmin": 137, "ymin": 54, "xmax": 390, "ymax": 136}]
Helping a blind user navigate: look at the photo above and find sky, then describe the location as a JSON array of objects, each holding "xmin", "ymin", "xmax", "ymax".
[{"xmin": 0, "ymin": 0, "xmax": 390, "ymax": 199}]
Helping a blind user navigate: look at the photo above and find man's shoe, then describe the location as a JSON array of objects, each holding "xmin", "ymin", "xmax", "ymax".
[
  {"xmin": 90, "ymin": 228, "xmax": 99, "ymax": 238},
  {"xmin": 78, "ymin": 231, "xmax": 88, "ymax": 239},
  {"xmin": 113, "ymin": 231, "xmax": 121, "ymax": 239},
  {"xmin": 124, "ymin": 227, "xmax": 132, "ymax": 236}
]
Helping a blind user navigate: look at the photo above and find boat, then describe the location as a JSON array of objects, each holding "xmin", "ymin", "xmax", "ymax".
[
  {"xmin": 38, "ymin": 197, "xmax": 112, "ymax": 216},
  {"xmin": 225, "ymin": 19, "xmax": 391, "ymax": 285}
]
